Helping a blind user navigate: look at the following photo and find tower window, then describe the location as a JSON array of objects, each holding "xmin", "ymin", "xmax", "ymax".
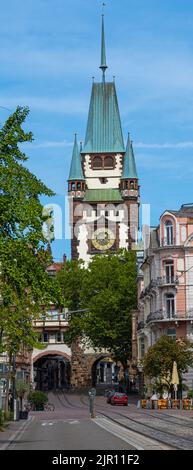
[
  {"xmin": 92, "ymin": 155, "xmax": 115, "ymax": 170},
  {"xmin": 93, "ymin": 156, "xmax": 102, "ymax": 169},
  {"xmin": 165, "ymin": 220, "xmax": 174, "ymax": 245},
  {"xmin": 104, "ymin": 156, "xmax": 114, "ymax": 168},
  {"xmin": 130, "ymin": 181, "xmax": 134, "ymax": 190},
  {"xmin": 77, "ymin": 182, "xmax": 81, "ymax": 190},
  {"xmin": 71, "ymin": 182, "xmax": 75, "ymax": 190},
  {"xmin": 100, "ymin": 177, "xmax": 107, "ymax": 184}
]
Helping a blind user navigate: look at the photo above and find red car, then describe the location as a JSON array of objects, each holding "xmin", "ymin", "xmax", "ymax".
[{"xmin": 110, "ymin": 392, "xmax": 128, "ymax": 406}]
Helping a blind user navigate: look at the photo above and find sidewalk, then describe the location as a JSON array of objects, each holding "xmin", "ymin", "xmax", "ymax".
[{"xmin": 0, "ymin": 416, "xmax": 32, "ymax": 450}]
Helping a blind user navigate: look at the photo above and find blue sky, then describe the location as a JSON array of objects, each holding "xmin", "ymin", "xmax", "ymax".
[{"xmin": 1, "ymin": 0, "xmax": 193, "ymax": 259}]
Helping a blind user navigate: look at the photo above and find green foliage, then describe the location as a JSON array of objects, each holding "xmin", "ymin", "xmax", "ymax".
[
  {"xmin": 28, "ymin": 390, "xmax": 48, "ymax": 409},
  {"xmin": 0, "ymin": 409, "xmax": 4, "ymax": 426},
  {"xmin": 0, "ymin": 107, "xmax": 57, "ymax": 357},
  {"xmin": 15, "ymin": 380, "xmax": 29, "ymax": 398},
  {"xmin": 187, "ymin": 390, "xmax": 193, "ymax": 398},
  {"xmin": 143, "ymin": 335, "xmax": 193, "ymax": 382},
  {"xmin": 58, "ymin": 250, "xmax": 137, "ymax": 367}
]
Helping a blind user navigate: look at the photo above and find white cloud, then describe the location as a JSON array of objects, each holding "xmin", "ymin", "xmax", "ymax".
[
  {"xmin": 134, "ymin": 142, "xmax": 193, "ymax": 149},
  {"xmin": 31, "ymin": 140, "xmax": 73, "ymax": 149},
  {"xmin": 0, "ymin": 96, "xmax": 88, "ymax": 114}
]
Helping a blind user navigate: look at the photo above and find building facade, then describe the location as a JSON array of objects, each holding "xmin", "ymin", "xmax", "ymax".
[{"xmin": 135, "ymin": 204, "xmax": 193, "ymax": 389}]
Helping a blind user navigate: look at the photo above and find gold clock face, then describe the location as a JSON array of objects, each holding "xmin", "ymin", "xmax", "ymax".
[{"xmin": 92, "ymin": 228, "xmax": 115, "ymax": 251}]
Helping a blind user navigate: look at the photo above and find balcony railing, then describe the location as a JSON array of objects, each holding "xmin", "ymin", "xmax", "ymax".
[
  {"xmin": 156, "ymin": 276, "xmax": 179, "ymax": 286},
  {"xmin": 146, "ymin": 309, "xmax": 193, "ymax": 324},
  {"xmin": 161, "ymin": 237, "xmax": 176, "ymax": 247},
  {"xmin": 137, "ymin": 321, "xmax": 145, "ymax": 331},
  {"xmin": 33, "ymin": 311, "xmax": 69, "ymax": 326},
  {"xmin": 140, "ymin": 277, "xmax": 179, "ymax": 298}
]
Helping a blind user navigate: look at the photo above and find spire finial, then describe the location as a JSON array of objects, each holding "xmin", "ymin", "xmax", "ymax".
[{"xmin": 100, "ymin": 7, "xmax": 108, "ymax": 82}]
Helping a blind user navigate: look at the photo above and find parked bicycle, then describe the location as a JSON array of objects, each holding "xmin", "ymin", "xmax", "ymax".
[{"xmin": 24, "ymin": 402, "xmax": 55, "ymax": 412}]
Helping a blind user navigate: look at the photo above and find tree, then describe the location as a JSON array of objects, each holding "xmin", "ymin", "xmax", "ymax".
[
  {"xmin": 82, "ymin": 250, "xmax": 137, "ymax": 368},
  {"xmin": 15, "ymin": 380, "xmax": 29, "ymax": 412},
  {"xmin": 58, "ymin": 250, "xmax": 137, "ymax": 368},
  {"xmin": 0, "ymin": 107, "xmax": 57, "ymax": 365},
  {"xmin": 57, "ymin": 259, "xmax": 87, "ymax": 342},
  {"xmin": 142, "ymin": 335, "xmax": 193, "ymax": 392}
]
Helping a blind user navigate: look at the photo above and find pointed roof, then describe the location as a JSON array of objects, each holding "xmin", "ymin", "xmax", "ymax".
[
  {"xmin": 82, "ymin": 82, "xmax": 125, "ymax": 154},
  {"xmin": 100, "ymin": 15, "xmax": 108, "ymax": 81},
  {"xmin": 121, "ymin": 134, "xmax": 138, "ymax": 179},
  {"xmin": 68, "ymin": 134, "xmax": 84, "ymax": 181}
]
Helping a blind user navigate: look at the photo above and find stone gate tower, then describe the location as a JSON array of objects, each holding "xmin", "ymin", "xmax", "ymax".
[{"xmin": 68, "ymin": 15, "xmax": 140, "ymax": 262}]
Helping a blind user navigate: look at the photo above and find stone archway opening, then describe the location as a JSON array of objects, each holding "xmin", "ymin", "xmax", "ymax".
[
  {"xmin": 33, "ymin": 354, "xmax": 71, "ymax": 392},
  {"xmin": 91, "ymin": 356, "xmax": 116, "ymax": 388}
]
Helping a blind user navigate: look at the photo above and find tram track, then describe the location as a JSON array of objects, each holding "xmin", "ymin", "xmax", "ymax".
[
  {"xmin": 48, "ymin": 393, "xmax": 193, "ymax": 449},
  {"xmin": 80, "ymin": 397, "xmax": 193, "ymax": 450}
]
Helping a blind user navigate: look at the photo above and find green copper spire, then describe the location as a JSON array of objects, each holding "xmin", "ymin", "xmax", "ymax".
[
  {"xmin": 100, "ymin": 14, "xmax": 108, "ymax": 82},
  {"xmin": 121, "ymin": 133, "xmax": 138, "ymax": 179},
  {"xmin": 68, "ymin": 134, "xmax": 84, "ymax": 181},
  {"xmin": 82, "ymin": 82, "xmax": 125, "ymax": 154}
]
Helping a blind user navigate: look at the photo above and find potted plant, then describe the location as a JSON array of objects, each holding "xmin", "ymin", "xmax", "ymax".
[
  {"xmin": 16, "ymin": 380, "xmax": 29, "ymax": 419},
  {"xmin": 27, "ymin": 390, "xmax": 48, "ymax": 411}
]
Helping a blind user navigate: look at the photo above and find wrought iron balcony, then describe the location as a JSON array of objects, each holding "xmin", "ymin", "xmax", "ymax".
[
  {"xmin": 146, "ymin": 310, "xmax": 164, "ymax": 323},
  {"xmin": 137, "ymin": 321, "xmax": 145, "ymax": 331},
  {"xmin": 156, "ymin": 276, "xmax": 179, "ymax": 286},
  {"xmin": 161, "ymin": 237, "xmax": 176, "ymax": 247},
  {"xmin": 146, "ymin": 309, "xmax": 193, "ymax": 324}
]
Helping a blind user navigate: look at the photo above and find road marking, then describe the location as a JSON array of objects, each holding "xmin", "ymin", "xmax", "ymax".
[
  {"xmin": 69, "ymin": 420, "xmax": 79, "ymax": 424},
  {"xmin": 2, "ymin": 417, "xmax": 34, "ymax": 451},
  {"xmin": 94, "ymin": 417, "xmax": 144, "ymax": 450},
  {"xmin": 94, "ymin": 417, "xmax": 172, "ymax": 450}
]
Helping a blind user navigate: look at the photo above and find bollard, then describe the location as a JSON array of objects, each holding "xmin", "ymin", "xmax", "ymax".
[
  {"xmin": 180, "ymin": 399, "xmax": 183, "ymax": 410},
  {"xmin": 153, "ymin": 400, "xmax": 158, "ymax": 410},
  {"xmin": 168, "ymin": 399, "xmax": 172, "ymax": 409},
  {"xmin": 146, "ymin": 399, "xmax": 151, "ymax": 409},
  {"xmin": 88, "ymin": 388, "xmax": 96, "ymax": 418},
  {"xmin": 89, "ymin": 396, "xmax": 95, "ymax": 418}
]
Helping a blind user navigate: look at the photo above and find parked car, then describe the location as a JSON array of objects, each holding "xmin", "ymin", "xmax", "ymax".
[
  {"xmin": 106, "ymin": 390, "xmax": 116, "ymax": 403},
  {"xmin": 110, "ymin": 392, "xmax": 128, "ymax": 406}
]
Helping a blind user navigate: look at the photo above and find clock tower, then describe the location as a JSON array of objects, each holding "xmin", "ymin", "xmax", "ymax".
[{"xmin": 68, "ymin": 15, "xmax": 140, "ymax": 262}]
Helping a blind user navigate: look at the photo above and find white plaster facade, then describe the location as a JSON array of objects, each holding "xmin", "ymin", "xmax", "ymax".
[{"xmin": 84, "ymin": 154, "xmax": 122, "ymax": 189}]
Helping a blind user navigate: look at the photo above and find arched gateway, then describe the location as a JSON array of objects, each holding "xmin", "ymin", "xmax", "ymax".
[{"xmin": 33, "ymin": 351, "xmax": 71, "ymax": 391}]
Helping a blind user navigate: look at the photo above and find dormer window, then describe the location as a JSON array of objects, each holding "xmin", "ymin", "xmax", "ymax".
[{"xmin": 165, "ymin": 220, "xmax": 174, "ymax": 245}]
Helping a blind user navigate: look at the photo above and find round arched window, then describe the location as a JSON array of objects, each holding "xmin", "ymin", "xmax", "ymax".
[
  {"xmin": 104, "ymin": 156, "xmax": 114, "ymax": 168},
  {"xmin": 165, "ymin": 220, "xmax": 174, "ymax": 246},
  {"xmin": 92, "ymin": 156, "xmax": 102, "ymax": 169}
]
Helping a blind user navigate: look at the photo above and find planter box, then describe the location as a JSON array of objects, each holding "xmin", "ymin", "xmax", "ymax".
[{"xmin": 19, "ymin": 410, "xmax": 28, "ymax": 419}]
